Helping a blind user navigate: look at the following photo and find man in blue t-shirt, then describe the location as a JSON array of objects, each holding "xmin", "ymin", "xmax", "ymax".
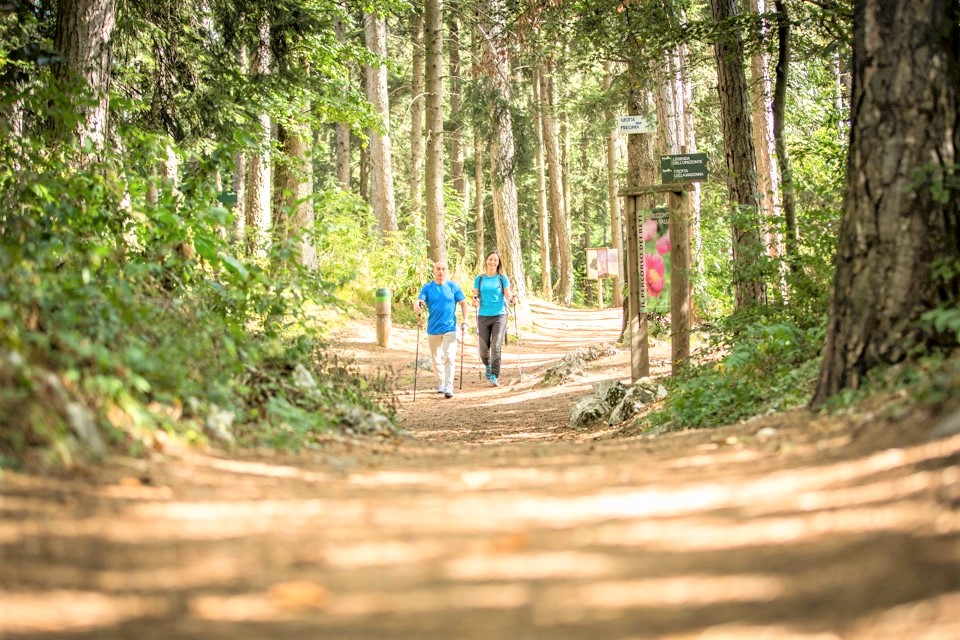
[{"xmin": 414, "ymin": 261, "xmax": 469, "ymax": 398}]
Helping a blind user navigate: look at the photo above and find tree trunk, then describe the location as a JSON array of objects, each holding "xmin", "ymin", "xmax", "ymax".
[
  {"xmin": 655, "ymin": 54, "xmax": 677, "ymax": 157},
  {"xmin": 624, "ymin": 77, "xmax": 657, "ymax": 375},
  {"xmin": 749, "ymin": 0, "xmax": 783, "ymax": 262},
  {"xmin": 276, "ymin": 114, "xmax": 317, "ymax": 271},
  {"xmin": 671, "ymin": 41, "xmax": 704, "ymax": 315},
  {"xmin": 447, "ymin": 12, "xmax": 467, "ymax": 260},
  {"xmin": 578, "ymin": 130, "xmax": 591, "ymax": 301},
  {"xmin": 409, "ymin": 9, "xmax": 424, "ymax": 226},
  {"xmin": 364, "ymin": 11, "xmax": 397, "ymax": 236},
  {"xmin": 470, "ymin": 19, "xmax": 485, "ymax": 273},
  {"xmin": 772, "ymin": 0, "xmax": 797, "ymax": 261},
  {"xmin": 424, "ymin": 0, "xmax": 446, "ymax": 262},
  {"xmin": 359, "ymin": 143, "xmax": 368, "ymax": 202},
  {"xmin": 481, "ymin": 0, "xmax": 527, "ymax": 307},
  {"xmin": 244, "ymin": 14, "xmax": 272, "ymax": 257},
  {"xmin": 606, "ymin": 130, "xmax": 623, "ymax": 307},
  {"xmin": 560, "ymin": 77, "xmax": 572, "ymax": 271},
  {"xmin": 710, "ymin": 0, "xmax": 766, "ymax": 309},
  {"xmin": 676, "ymin": 38, "xmax": 703, "ymax": 277},
  {"xmin": 533, "ymin": 65, "xmax": 553, "ymax": 299},
  {"xmin": 812, "ymin": 0, "xmax": 960, "ymax": 407},
  {"xmin": 473, "ymin": 134, "xmax": 485, "ymax": 273},
  {"xmin": 53, "ymin": 0, "xmax": 116, "ymax": 154},
  {"xmin": 540, "ymin": 59, "xmax": 573, "ymax": 305},
  {"xmin": 334, "ymin": 15, "xmax": 352, "ymax": 190},
  {"xmin": 231, "ymin": 147, "xmax": 246, "ymax": 243},
  {"xmin": 231, "ymin": 44, "xmax": 248, "ymax": 245}
]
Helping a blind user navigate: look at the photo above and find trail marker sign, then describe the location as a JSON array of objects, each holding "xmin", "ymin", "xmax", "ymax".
[
  {"xmin": 660, "ymin": 153, "xmax": 708, "ymax": 182},
  {"xmin": 617, "ymin": 115, "xmax": 656, "ymax": 135}
]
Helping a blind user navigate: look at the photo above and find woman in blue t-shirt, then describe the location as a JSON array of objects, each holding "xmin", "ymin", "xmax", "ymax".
[{"xmin": 471, "ymin": 250, "xmax": 514, "ymax": 387}]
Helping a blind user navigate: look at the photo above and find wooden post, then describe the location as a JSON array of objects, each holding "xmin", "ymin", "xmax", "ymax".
[
  {"xmin": 668, "ymin": 190, "xmax": 691, "ymax": 372},
  {"xmin": 624, "ymin": 193, "xmax": 648, "ymax": 381},
  {"xmin": 375, "ymin": 287, "xmax": 391, "ymax": 348},
  {"xmin": 622, "ymin": 183, "xmax": 693, "ymax": 381},
  {"xmin": 597, "ymin": 279, "xmax": 603, "ymax": 309}
]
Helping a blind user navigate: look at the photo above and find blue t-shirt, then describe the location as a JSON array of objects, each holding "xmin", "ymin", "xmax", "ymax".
[
  {"xmin": 417, "ymin": 280, "xmax": 466, "ymax": 335},
  {"xmin": 473, "ymin": 273, "xmax": 510, "ymax": 317}
]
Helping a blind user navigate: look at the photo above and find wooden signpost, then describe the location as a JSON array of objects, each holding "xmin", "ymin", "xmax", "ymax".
[
  {"xmin": 620, "ymin": 185, "xmax": 693, "ymax": 381},
  {"xmin": 617, "ymin": 115, "xmax": 702, "ymax": 382}
]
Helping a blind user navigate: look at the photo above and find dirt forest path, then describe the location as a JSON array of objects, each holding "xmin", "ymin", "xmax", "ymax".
[{"xmin": 2, "ymin": 302, "xmax": 959, "ymax": 640}]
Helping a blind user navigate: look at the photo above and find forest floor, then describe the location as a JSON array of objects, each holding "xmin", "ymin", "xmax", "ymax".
[{"xmin": 2, "ymin": 300, "xmax": 959, "ymax": 639}]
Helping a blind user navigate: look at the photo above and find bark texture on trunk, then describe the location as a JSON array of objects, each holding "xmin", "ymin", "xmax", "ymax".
[
  {"xmin": 748, "ymin": 0, "xmax": 782, "ymax": 262},
  {"xmin": 231, "ymin": 44, "xmax": 249, "ymax": 241},
  {"xmin": 244, "ymin": 14, "xmax": 272, "ymax": 257},
  {"xmin": 470, "ymin": 19, "xmax": 485, "ymax": 273},
  {"xmin": 365, "ymin": 11, "xmax": 397, "ymax": 236},
  {"xmin": 232, "ymin": 151, "xmax": 247, "ymax": 243},
  {"xmin": 772, "ymin": 0, "xmax": 797, "ymax": 260},
  {"xmin": 53, "ymin": 0, "xmax": 116, "ymax": 152},
  {"xmin": 424, "ymin": 0, "xmax": 446, "ymax": 261},
  {"xmin": 710, "ymin": 0, "xmax": 766, "ymax": 309},
  {"xmin": 334, "ymin": 16, "xmax": 352, "ymax": 189},
  {"xmin": 409, "ymin": 9, "xmax": 425, "ymax": 226},
  {"xmin": 540, "ymin": 60, "xmax": 572, "ymax": 305},
  {"xmin": 277, "ymin": 116, "xmax": 318, "ymax": 271},
  {"xmin": 481, "ymin": 0, "xmax": 526, "ymax": 307},
  {"xmin": 473, "ymin": 133, "xmax": 485, "ymax": 273},
  {"xmin": 447, "ymin": 13, "xmax": 466, "ymax": 259},
  {"xmin": 812, "ymin": 0, "xmax": 960, "ymax": 406},
  {"xmin": 534, "ymin": 65, "xmax": 553, "ymax": 299}
]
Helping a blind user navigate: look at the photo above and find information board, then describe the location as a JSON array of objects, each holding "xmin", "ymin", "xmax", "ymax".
[{"xmin": 660, "ymin": 153, "xmax": 708, "ymax": 182}]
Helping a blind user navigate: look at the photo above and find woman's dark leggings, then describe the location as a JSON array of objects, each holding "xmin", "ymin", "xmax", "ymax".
[{"xmin": 477, "ymin": 314, "xmax": 507, "ymax": 377}]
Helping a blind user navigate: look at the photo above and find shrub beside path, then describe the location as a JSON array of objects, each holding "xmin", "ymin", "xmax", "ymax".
[{"xmin": 2, "ymin": 300, "xmax": 959, "ymax": 639}]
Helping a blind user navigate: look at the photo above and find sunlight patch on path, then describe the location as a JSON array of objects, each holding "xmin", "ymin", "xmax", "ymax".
[{"xmin": 0, "ymin": 590, "xmax": 172, "ymax": 635}]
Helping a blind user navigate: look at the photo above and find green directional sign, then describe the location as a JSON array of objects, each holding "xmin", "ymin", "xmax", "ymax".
[{"xmin": 660, "ymin": 153, "xmax": 708, "ymax": 183}]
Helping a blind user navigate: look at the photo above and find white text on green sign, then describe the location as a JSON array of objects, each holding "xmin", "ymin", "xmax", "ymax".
[{"xmin": 660, "ymin": 153, "xmax": 708, "ymax": 182}]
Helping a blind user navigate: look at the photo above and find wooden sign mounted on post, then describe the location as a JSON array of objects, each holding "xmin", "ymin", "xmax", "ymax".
[{"xmin": 618, "ymin": 184, "xmax": 694, "ymax": 381}]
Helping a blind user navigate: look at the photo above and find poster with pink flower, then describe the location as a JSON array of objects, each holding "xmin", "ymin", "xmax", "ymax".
[{"xmin": 639, "ymin": 208, "xmax": 671, "ymax": 313}]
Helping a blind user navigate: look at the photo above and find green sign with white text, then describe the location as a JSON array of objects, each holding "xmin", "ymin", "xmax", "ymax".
[{"xmin": 660, "ymin": 153, "xmax": 708, "ymax": 183}]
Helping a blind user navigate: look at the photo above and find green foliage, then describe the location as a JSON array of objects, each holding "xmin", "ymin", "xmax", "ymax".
[
  {"xmin": 232, "ymin": 340, "xmax": 394, "ymax": 450},
  {"xmin": 921, "ymin": 307, "xmax": 960, "ymax": 344},
  {"xmin": 818, "ymin": 352, "xmax": 960, "ymax": 416},
  {"xmin": 649, "ymin": 319, "xmax": 825, "ymax": 430},
  {"xmin": 310, "ymin": 189, "xmax": 430, "ymax": 315},
  {"xmin": 312, "ymin": 188, "xmax": 379, "ymax": 286},
  {"xmin": 0, "ymin": 82, "xmax": 396, "ymax": 460}
]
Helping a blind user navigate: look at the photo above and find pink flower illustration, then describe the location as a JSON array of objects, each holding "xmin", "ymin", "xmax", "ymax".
[
  {"xmin": 656, "ymin": 231, "xmax": 671, "ymax": 255},
  {"xmin": 641, "ymin": 218, "xmax": 658, "ymax": 241},
  {"xmin": 645, "ymin": 252, "xmax": 665, "ymax": 297}
]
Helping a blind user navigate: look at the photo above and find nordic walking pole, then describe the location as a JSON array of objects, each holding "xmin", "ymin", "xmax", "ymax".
[
  {"xmin": 475, "ymin": 299, "xmax": 483, "ymax": 379},
  {"xmin": 413, "ymin": 316, "xmax": 421, "ymax": 401},
  {"xmin": 459, "ymin": 321, "xmax": 465, "ymax": 390}
]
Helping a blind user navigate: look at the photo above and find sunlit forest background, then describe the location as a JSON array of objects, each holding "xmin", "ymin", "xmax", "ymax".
[{"xmin": 1, "ymin": 0, "xmax": 957, "ymax": 463}]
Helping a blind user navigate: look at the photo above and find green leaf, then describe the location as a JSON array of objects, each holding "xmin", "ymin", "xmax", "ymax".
[{"xmin": 220, "ymin": 254, "xmax": 249, "ymax": 280}]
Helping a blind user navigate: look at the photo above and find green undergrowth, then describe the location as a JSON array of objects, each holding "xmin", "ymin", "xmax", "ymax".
[
  {"xmin": 0, "ymin": 128, "xmax": 404, "ymax": 467},
  {"xmin": 646, "ymin": 313, "xmax": 826, "ymax": 431},
  {"xmin": 642, "ymin": 310, "xmax": 960, "ymax": 433}
]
